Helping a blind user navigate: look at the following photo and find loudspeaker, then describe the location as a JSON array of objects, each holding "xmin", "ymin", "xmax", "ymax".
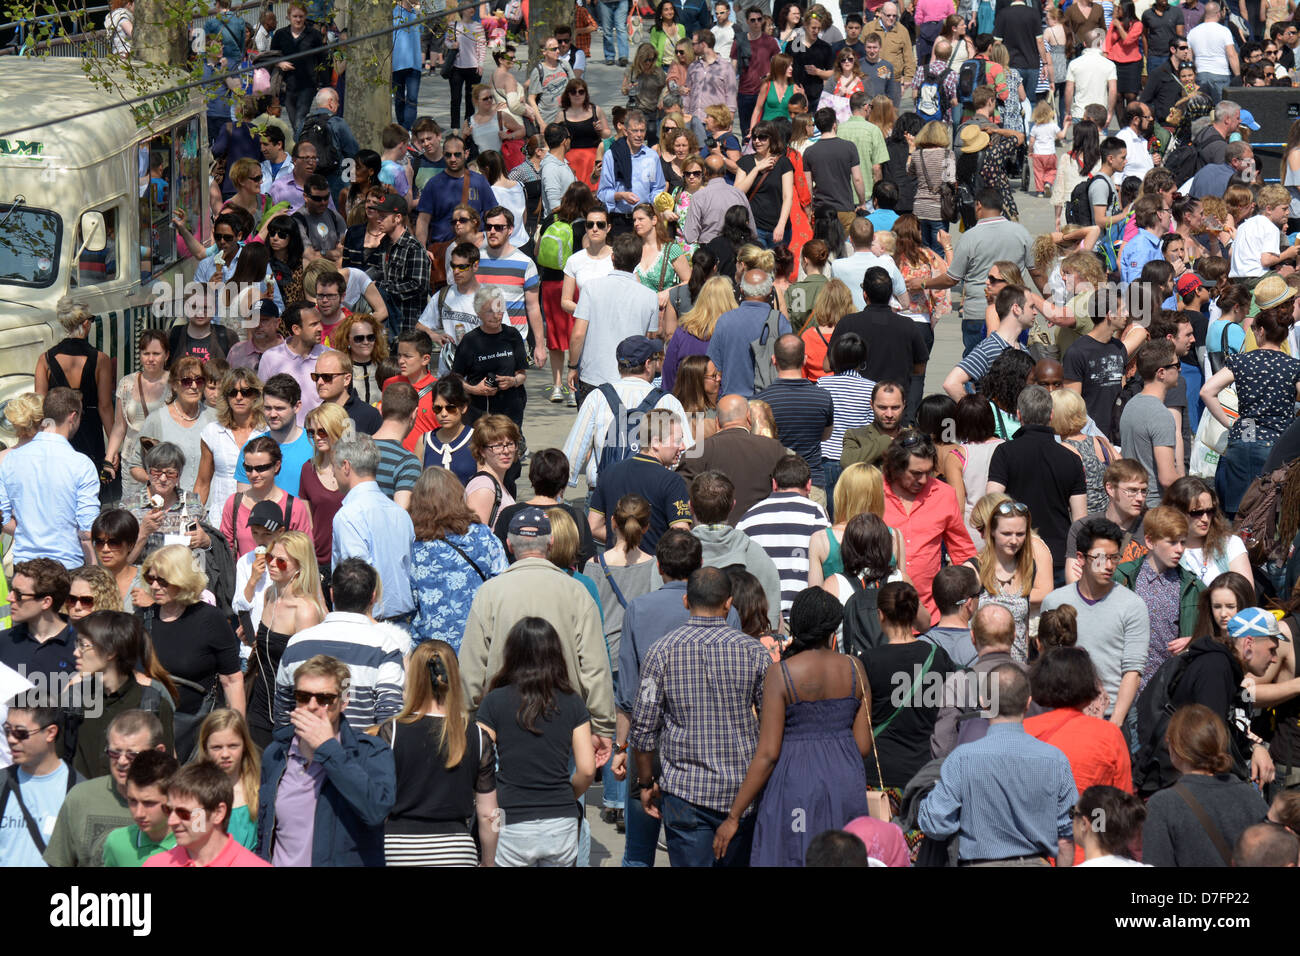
[{"xmin": 1222, "ymin": 85, "xmax": 1300, "ymax": 145}]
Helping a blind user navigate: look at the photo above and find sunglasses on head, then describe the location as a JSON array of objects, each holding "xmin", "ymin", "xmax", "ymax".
[
  {"xmin": 898, "ymin": 430, "xmax": 927, "ymax": 449},
  {"xmin": 294, "ymin": 690, "xmax": 340, "ymax": 706},
  {"xmin": 994, "ymin": 501, "xmax": 1030, "ymax": 517}
]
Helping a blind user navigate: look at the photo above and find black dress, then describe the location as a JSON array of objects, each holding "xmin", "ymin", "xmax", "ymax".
[
  {"xmin": 45, "ymin": 337, "xmax": 105, "ymax": 471},
  {"xmin": 882, "ymin": 138, "xmax": 918, "ymax": 214},
  {"xmin": 249, "ymin": 621, "xmax": 292, "ymax": 748}
]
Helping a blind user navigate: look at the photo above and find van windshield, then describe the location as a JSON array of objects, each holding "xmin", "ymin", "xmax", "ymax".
[{"xmin": 0, "ymin": 204, "xmax": 61, "ymax": 288}]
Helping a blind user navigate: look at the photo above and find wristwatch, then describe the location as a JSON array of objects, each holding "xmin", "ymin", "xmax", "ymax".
[
  {"xmin": 615, "ymin": 741, "xmax": 629, "ymax": 754},
  {"xmin": 568, "ymin": 363, "xmax": 581, "ymax": 371}
]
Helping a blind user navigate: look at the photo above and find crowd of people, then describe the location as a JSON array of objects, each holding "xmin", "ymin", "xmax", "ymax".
[{"xmin": 5, "ymin": 0, "xmax": 1300, "ymax": 870}]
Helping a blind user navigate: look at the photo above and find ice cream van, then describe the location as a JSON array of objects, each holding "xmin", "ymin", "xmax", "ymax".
[{"xmin": 0, "ymin": 57, "xmax": 209, "ymax": 422}]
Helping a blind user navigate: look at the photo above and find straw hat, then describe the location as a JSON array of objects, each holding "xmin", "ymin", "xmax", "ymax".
[
  {"xmin": 1253, "ymin": 274, "xmax": 1296, "ymax": 311},
  {"xmin": 959, "ymin": 124, "xmax": 990, "ymax": 154}
]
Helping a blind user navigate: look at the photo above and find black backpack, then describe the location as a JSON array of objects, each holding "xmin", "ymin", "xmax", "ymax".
[
  {"xmin": 1163, "ymin": 125, "xmax": 1216, "ymax": 187},
  {"xmin": 956, "ymin": 57, "xmax": 987, "ymax": 106},
  {"xmin": 1132, "ymin": 653, "xmax": 1191, "ymax": 795},
  {"xmin": 841, "ymin": 574, "xmax": 886, "ymax": 660},
  {"xmin": 597, "ymin": 384, "xmax": 663, "ymax": 476},
  {"xmin": 1065, "ymin": 174, "xmax": 1108, "ymax": 227},
  {"xmin": 734, "ymin": 31, "xmax": 752, "ymax": 76},
  {"xmin": 299, "ymin": 113, "xmax": 338, "ymax": 174}
]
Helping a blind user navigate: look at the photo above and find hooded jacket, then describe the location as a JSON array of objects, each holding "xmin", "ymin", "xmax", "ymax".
[
  {"xmin": 256, "ymin": 720, "xmax": 396, "ymax": 867},
  {"xmin": 682, "ymin": 524, "xmax": 783, "ymax": 631}
]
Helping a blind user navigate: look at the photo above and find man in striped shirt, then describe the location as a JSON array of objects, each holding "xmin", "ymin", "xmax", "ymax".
[
  {"xmin": 735, "ymin": 454, "xmax": 830, "ymax": 618},
  {"xmin": 480, "ymin": 205, "xmax": 547, "ymax": 367},
  {"xmin": 942, "ymin": 282, "xmax": 1036, "ymax": 401},
  {"xmin": 754, "ymin": 334, "xmax": 835, "ymax": 507},
  {"xmin": 273, "ymin": 559, "xmax": 407, "ymax": 732}
]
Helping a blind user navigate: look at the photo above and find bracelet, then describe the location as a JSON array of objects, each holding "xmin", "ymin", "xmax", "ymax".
[{"xmin": 568, "ymin": 363, "xmax": 581, "ymax": 370}]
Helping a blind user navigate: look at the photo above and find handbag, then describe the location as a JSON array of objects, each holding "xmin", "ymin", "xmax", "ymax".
[
  {"xmin": 853, "ymin": 658, "xmax": 892, "ymax": 823},
  {"xmin": 1189, "ymin": 383, "xmax": 1237, "ymax": 479},
  {"xmin": 440, "ymin": 29, "xmax": 458, "ymax": 78},
  {"xmin": 917, "ymin": 149, "xmax": 958, "ymax": 224}
]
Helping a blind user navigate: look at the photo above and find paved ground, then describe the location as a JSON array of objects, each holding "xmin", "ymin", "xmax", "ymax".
[{"xmin": 418, "ymin": 53, "xmax": 1059, "ymax": 866}]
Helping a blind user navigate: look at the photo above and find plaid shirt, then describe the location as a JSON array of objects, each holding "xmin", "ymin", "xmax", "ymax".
[
  {"xmin": 629, "ymin": 615, "xmax": 770, "ymax": 814},
  {"xmin": 379, "ymin": 231, "xmax": 431, "ymax": 336}
]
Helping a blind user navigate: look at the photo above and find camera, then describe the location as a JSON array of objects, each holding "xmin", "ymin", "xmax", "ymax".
[
  {"xmin": 704, "ymin": 134, "xmax": 717, "ymax": 151},
  {"xmin": 484, "ymin": 373, "xmax": 499, "ymax": 389}
]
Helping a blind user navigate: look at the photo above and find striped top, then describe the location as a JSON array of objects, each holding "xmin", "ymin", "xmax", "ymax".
[
  {"xmin": 375, "ymin": 438, "xmax": 422, "ymax": 499},
  {"xmin": 817, "ymin": 371, "xmax": 876, "ymax": 462},
  {"xmin": 273, "ymin": 612, "xmax": 408, "ymax": 733},
  {"xmin": 736, "ymin": 492, "xmax": 831, "ymax": 616},
  {"xmin": 477, "ymin": 247, "xmax": 541, "ymax": 330}
]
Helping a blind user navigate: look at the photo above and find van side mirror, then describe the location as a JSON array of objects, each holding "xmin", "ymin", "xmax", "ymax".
[{"xmin": 78, "ymin": 211, "xmax": 107, "ymax": 253}]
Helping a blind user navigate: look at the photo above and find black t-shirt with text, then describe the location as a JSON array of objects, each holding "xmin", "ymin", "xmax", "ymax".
[{"xmin": 451, "ymin": 325, "xmax": 529, "ymax": 424}]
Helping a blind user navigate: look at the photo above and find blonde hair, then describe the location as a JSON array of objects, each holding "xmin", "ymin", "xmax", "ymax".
[
  {"xmin": 141, "ymin": 544, "xmax": 208, "ymax": 605},
  {"xmin": 749, "ymin": 399, "xmax": 778, "ymax": 439},
  {"xmin": 868, "ymin": 95, "xmax": 897, "ymax": 138},
  {"xmin": 833, "ymin": 462, "xmax": 884, "ymax": 525},
  {"xmin": 915, "ymin": 120, "xmax": 951, "ymax": 149},
  {"xmin": 988, "ymin": 41, "xmax": 1010, "ymax": 68},
  {"xmin": 4, "ymin": 392, "xmax": 45, "ymax": 438},
  {"xmin": 1051, "ymin": 387, "xmax": 1088, "ymax": 436},
  {"xmin": 546, "ymin": 506, "xmax": 581, "ymax": 570},
  {"xmin": 269, "ymin": 530, "xmax": 327, "ymax": 617},
  {"xmin": 681, "ymin": 276, "xmax": 738, "ymax": 340},
  {"xmin": 1031, "ymin": 99, "xmax": 1056, "ymax": 126},
  {"xmin": 807, "ymin": 278, "xmax": 854, "ymax": 332},
  {"xmin": 216, "ymin": 368, "xmax": 266, "ymax": 430},
  {"xmin": 304, "ymin": 401, "xmax": 350, "ymax": 469},
  {"xmin": 736, "ymin": 244, "xmax": 775, "ymax": 274},
  {"xmin": 675, "ymin": 38, "xmax": 695, "ymax": 64},
  {"xmin": 969, "ymin": 491, "xmax": 1011, "ymax": 536},
  {"xmin": 874, "ymin": 230, "xmax": 896, "ymax": 255},
  {"xmin": 230, "ymin": 157, "xmax": 261, "ymax": 187},
  {"xmin": 975, "ymin": 502, "xmax": 1037, "ymax": 598},
  {"xmin": 384, "ymin": 640, "xmax": 468, "ymax": 768},
  {"xmin": 294, "ymin": 654, "xmax": 351, "ymax": 697},
  {"xmin": 68, "ymin": 566, "xmax": 122, "ymax": 613},
  {"xmin": 198, "ymin": 708, "xmax": 261, "ymax": 819},
  {"xmin": 704, "ymin": 104, "xmax": 733, "ymax": 130},
  {"xmin": 56, "ymin": 300, "xmax": 93, "ymax": 335}
]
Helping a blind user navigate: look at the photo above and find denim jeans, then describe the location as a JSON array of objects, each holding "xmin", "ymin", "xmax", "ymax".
[
  {"xmin": 1014, "ymin": 67, "xmax": 1038, "ymax": 105},
  {"xmin": 919, "ymin": 217, "xmax": 945, "ymax": 254},
  {"xmin": 1197, "ymin": 71, "xmax": 1232, "ymax": 103},
  {"xmin": 1215, "ymin": 439, "xmax": 1269, "ymax": 519},
  {"xmin": 961, "ymin": 318, "xmax": 986, "ymax": 357},
  {"xmin": 738, "ymin": 92, "xmax": 759, "ymax": 139},
  {"xmin": 392, "ymin": 68, "xmax": 421, "ymax": 130},
  {"xmin": 660, "ymin": 792, "xmax": 754, "ymax": 867},
  {"xmin": 1147, "ymin": 54, "xmax": 1169, "ymax": 77},
  {"xmin": 823, "ymin": 459, "xmax": 842, "ymax": 523},
  {"xmin": 756, "ymin": 223, "xmax": 791, "ymax": 249},
  {"xmin": 448, "ymin": 66, "xmax": 479, "ymax": 128},
  {"xmin": 597, "ymin": 0, "xmax": 630, "ymax": 62},
  {"xmin": 622, "ymin": 792, "xmax": 662, "ymax": 866}
]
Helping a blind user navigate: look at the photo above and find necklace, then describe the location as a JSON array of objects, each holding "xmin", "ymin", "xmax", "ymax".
[{"xmin": 175, "ymin": 403, "xmax": 201, "ymax": 422}]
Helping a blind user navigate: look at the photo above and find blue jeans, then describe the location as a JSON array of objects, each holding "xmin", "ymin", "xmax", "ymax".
[
  {"xmin": 622, "ymin": 792, "xmax": 662, "ymax": 866},
  {"xmin": 823, "ymin": 459, "xmax": 842, "ymax": 523},
  {"xmin": 1197, "ymin": 71, "xmax": 1232, "ymax": 103},
  {"xmin": 756, "ymin": 223, "xmax": 791, "ymax": 249},
  {"xmin": 597, "ymin": 0, "xmax": 630, "ymax": 61},
  {"xmin": 920, "ymin": 217, "xmax": 945, "ymax": 254},
  {"xmin": 1182, "ymin": 360, "xmax": 1204, "ymax": 433},
  {"xmin": 738, "ymin": 92, "xmax": 759, "ymax": 140},
  {"xmin": 961, "ymin": 318, "xmax": 986, "ymax": 357},
  {"xmin": 660, "ymin": 792, "xmax": 754, "ymax": 867},
  {"xmin": 1215, "ymin": 439, "xmax": 1269, "ymax": 519},
  {"xmin": 1148, "ymin": 54, "xmax": 1169, "ymax": 77},
  {"xmin": 1015, "ymin": 67, "xmax": 1038, "ymax": 104},
  {"xmin": 392, "ymin": 68, "xmax": 421, "ymax": 130}
]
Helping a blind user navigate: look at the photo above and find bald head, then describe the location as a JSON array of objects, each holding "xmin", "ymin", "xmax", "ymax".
[
  {"xmin": 1234, "ymin": 822, "xmax": 1299, "ymax": 867},
  {"xmin": 740, "ymin": 269, "xmax": 774, "ymax": 300},
  {"xmin": 704, "ymin": 153, "xmax": 726, "ymax": 178},
  {"xmin": 773, "ymin": 334, "xmax": 804, "ymax": 371},
  {"xmin": 1032, "ymin": 358, "xmax": 1064, "ymax": 388},
  {"xmin": 881, "ymin": 1, "xmax": 898, "ymax": 16},
  {"xmin": 716, "ymin": 394, "xmax": 752, "ymax": 427},
  {"xmin": 972, "ymin": 604, "xmax": 1015, "ymax": 651},
  {"xmin": 933, "ymin": 38, "xmax": 952, "ymax": 61}
]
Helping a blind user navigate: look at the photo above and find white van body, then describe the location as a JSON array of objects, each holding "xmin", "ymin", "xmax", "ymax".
[{"xmin": 0, "ymin": 58, "xmax": 209, "ymax": 415}]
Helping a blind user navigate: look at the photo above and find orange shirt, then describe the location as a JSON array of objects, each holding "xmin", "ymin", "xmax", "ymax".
[
  {"xmin": 383, "ymin": 371, "xmax": 437, "ymax": 453},
  {"xmin": 801, "ymin": 325, "xmax": 831, "ymax": 381}
]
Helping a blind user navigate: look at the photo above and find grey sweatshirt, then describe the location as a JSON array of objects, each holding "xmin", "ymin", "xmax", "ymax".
[{"xmin": 1040, "ymin": 583, "xmax": 1150, "ymax": 718}]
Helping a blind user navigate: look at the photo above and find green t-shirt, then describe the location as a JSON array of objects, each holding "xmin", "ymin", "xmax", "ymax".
[{"xmin": 102, "ymin": 824, "xmax": 176, "ymax": 867}]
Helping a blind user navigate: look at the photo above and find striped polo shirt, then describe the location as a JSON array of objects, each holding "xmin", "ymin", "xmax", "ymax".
[{"xmin": 735, "ymin": 492, "xmax": 830, "ymax": 616}]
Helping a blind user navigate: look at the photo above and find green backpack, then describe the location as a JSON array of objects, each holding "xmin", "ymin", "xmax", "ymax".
[{"xmin": 536, "ymin": 217, "xmax": 574, "ymax": 271}]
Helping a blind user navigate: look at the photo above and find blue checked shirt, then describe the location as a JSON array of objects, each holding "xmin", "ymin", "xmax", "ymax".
[
  {"xmin": 629, "ymin": 615, "xmax": 770, "ymax": 814},
  {"xmin": 917, "ymin": 722, "xmax": 1078, "ymax": 861}
]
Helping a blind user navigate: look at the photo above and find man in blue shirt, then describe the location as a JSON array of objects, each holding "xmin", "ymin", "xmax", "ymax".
[
  {"xmin": 205, "ymin": 0, "xmax": 249, "ymax": 62},
  {"xmin": 391, "ymin": 0, "xmax": 426, "ymax": 131},
  {"xmin": 1119, "ymin": 195, "xmax": 1169, "ymax": 286},
  {"xmin": 597, "ymin": 110, "xmax": 666, "ymax": 235},
  {"xmin": 331, "ymin": 434, "xmax": 415, "ymax": 622},
  {"xmin": 0, "ymin": 389, "xmax": 97, "ymax": 569},
  {"xmin": 414, "ymin": 136, "xmax": 498, "ymax": 246},
  {"xmin": 706, "ymin": 269, "xmax": 792, "ymax": 398},
  {"xmin": 918, "ymin": 661, "xmax": 1078, "ymax": 866},
  {"xmin": 0, "ymin": 701, "xmax": 76, "ymax": 867}
]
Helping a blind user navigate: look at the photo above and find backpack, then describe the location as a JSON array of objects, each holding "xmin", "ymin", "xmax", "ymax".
[
  {"xmin": 734, "ymin": 30, "xmax": 752, "ymax": 76},
  {"xmin": 916, "ymin": 68, "xmax": 950, "ymax": 123},
  {"xmin": 299, "ymin": 113, "xmax": 338, "ymax": 174},
  {"xmin": 536, "ymin": 216, "xmax": 575, "ymax": 271},
  {"xmin": 1131, "ymin": 653, "xmax": 1191, "ymax": 795},
  {"xmin": 1163, "ymin": 125, "xmax": 1216, "ymax": 187},
  {"xmin": 841, "ymin": 574, "xmax": 886, "ymax": 660},
  {"xmin": 1235, "ymin": 459, "xmax": 1300, "ymax": 567},
  {"xmin": 956, "ymin": 57, "xmax": 987, "ymax": 106},
  {"xmin": 200, "ymin": 519, "xmax": 238, "ymax": 615},
  {"xmin": 597, "ymin": 384, "xmax": 663, "ymax": 475},
  {"xmin": 749, "ymin": 307, "xmax": 782, "ymax": 392},
  {"xmin": 1065, "ymin": 174, "xmax": 1108, "ymax": 227}
]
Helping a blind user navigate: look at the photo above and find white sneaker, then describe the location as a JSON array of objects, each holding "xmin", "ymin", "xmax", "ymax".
[{"xmin": 548, "ymin": 384, "xmax": 563, "ymax": 403}]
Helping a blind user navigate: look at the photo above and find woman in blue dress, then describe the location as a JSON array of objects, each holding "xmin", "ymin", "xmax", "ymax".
[
  {"xmin": 712, "ymin": 587, "xmax": 872, "ymax": 867},
  {"xmin": 409, "ymin": 466, "xmax": 508, "ymax": 651},
  {"xmin": 423, "ymin": 376, "xmax": 479, "ymax": 487}
]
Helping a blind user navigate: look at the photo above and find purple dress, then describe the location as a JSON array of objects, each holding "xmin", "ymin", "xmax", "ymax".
[{"xmin": 751, "ymin": 658, "xmax": 869, "ymax": 867}]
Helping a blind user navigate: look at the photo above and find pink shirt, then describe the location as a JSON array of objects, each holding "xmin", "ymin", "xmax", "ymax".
[
  {"xmin": 914, "ymin": 0, "xmax": 954, "ymax": 24},
  {"xmin": 883, "ymin": 476, "xmax": 976, "ymax": 625},
  {"xmin": 144, "ymin": 834, "xmax": 271, "ymax": 867},
  {"xmin": 220, "ymin": 490, "xmax": 314, "ymax": 557}
]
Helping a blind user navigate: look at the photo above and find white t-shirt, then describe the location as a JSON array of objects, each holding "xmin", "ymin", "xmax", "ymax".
[
  {"xmin": 1181, "ymin": 534, "xmax": 1248, "ymax": 587},
  {"xmin": 1187, "ymin": 21, "xmax": 1235, "ymax": 75},
  {"xmin": 1064, "ymin": 50, "xmax": 1117, "ymax": 119},
  {"xmin": 1076, "ymin": 855, "xmax": 1151, "ymax": 867},
  {"xmin": 1230, "ymin": 213, "xmax": 1281, "ymax": 279},
  {"xmin": 562, "ymin": 248, "xmax": 615, "ymax": 296},
  {"xmin": 1030, "ymin": 121, "xmax": 1061, "ymax": 156},
  {"xmin": 342, "ymin": 266, "xmax": 373, "ymax": 311},
  {"xmin": 419, "ymin": 284, "xmax": 480, "ymax": 374},
  {"xmin": 492, "ymin": 178, "xmax": 530, "ymax": 249},
  {"xmin": 1117, "ymin": 127, "xmax": 1154, "ymax": 181}
]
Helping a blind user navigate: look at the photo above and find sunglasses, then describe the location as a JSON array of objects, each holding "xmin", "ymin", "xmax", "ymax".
[
  {"xmin": 294, "ymin": 690, "xmax": 340, "ymax": 706},
  {"xmin": 431, "ymin": 403, "xmax": 461, "ymax": 413},
  {"xmin": 269, "ymin": 227, "xmax": 293, "ymax": 238},
  {"xmin": 307, "ymin": 193, "xmax": 330, "ymax": 202},
  {"xmin": 898, "ymin": 431, "xmax": 927, "ymax": 449},
  {"xmin": 684, "ymin": 170, "xmax": 703, "ymax": 178},
  {"xmin": 145, "ymin": 574, "xmax": 171, "ymax": 588},
  {"xmin": 245, "ymin": 461, "xmax": 277, "ymax": 474},
  {"xmin": 8, "ymin": 589, "xmax": 44, "ymax": 603},
  {"xmin": 163, "ymin": 803, "xmax": 200, "ymax": 821},
  {"xmin": 226, "ymin": 386, "xmax": 260, "ymax": 399},
  {"xmin": 309, "ymin": 427, "xmax": 333, "ymax": 439},
  {"xmin": 452, "ymin": 216, "xmax": 473, "ymax": 224},
  {"xmin": 270, "ymin": 556, "xmax": 292, "ymax": 572},
  {"xmin": 310, "ymin": 371, "xmax": 343, "ymax": 382},
  {"xmin": 247, "ymin": 173, "xmax": 263, "ymax": 182},
  {"xmin": 66, "ymin": 594, "xmax": 97, "ymax": 610},
  {"xmin": 3, "ymin": 722, "xmax": 51, "ymax": 741},
  {"xmin": 994, "ymin": 501, "xmax": 1030, "ymax": 517},
  {"xmin": 444, "ymin": 150, "xmax": 465, "ymax": 158},
  {"xmin": 92, "ymin": 536, "xmax": 124, "ymax": 548},
  {"xmin": 214, "ymin": 232, "xmax": 237, "ymax": 242},
  {"xmin": 148, "ymin": 468, "xmax": 179, "ymax": 480},
  {"xmin": 485, "ymin": 222, "xmax": 510, "ymax": 232},
  {"xmin": 351, "ymin": 333, "xmax": 377, "ymax": 343},
  {"xmin": 106, "ymin": 747, "xmax": 146, "ymax": 762},
  {"xmin": 178, "ymin": 376, "xmax": 203, "ymax": 389},
  {"xmin": 1188, "ymin": 507, "xmax": 1215, "ymax": 519},
  {"xmin": 585, "ymin": 220, "xmax": 609, "ymax": 229},
  {"xmin": 451, "ymin": 262, "xmax": 475, "ymax": 271},
  {"xmin": 753, "ymin": 134, "xmax": 770, "ymax": 142}
]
